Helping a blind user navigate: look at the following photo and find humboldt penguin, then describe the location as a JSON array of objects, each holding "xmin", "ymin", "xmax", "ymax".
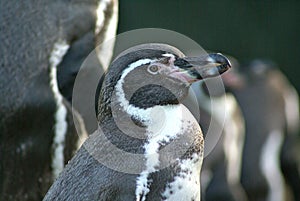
[{"xmin": 43, "ymin": 43, "xmax": 231, "ymax": 201}]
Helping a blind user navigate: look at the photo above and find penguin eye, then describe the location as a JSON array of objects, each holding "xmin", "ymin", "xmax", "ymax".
[{"xmin": 147, "ymin": 65, "xmax": 160, "ymax": 74}]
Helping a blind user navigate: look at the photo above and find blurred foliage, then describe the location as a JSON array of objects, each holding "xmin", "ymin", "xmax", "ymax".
[{"xmin": 118, "ymin": 0, "xmax": 300, "ymax": 91}]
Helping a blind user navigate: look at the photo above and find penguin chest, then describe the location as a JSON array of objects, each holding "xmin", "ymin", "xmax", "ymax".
[
  {"xmin": 135, "ymin": 104, "xmax": 203, "ymax": 201},
  {"xmin": 161, "ymin": 154, "xmax": 202, "ymax": 201}
]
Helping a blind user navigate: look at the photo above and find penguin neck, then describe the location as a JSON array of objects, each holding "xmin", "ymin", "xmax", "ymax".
[
  {"xmin": 98, "ymin": 86, "xmax": 185, "ymax": 152},
  {"xmin": 110, "ymin": 72, "xmax": 182, "ymax": 127},
  {"xmin": 108, "ymin": 97, "xmax": 184, "ymax": 134}
]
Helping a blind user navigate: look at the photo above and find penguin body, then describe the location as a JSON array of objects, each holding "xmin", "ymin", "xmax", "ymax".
[
  {"xmin": 44, "ymin": 105, "xmax": 203, "ymax": 201},
  {"xmin": 43, "ymin": 43, "xmax": 231, "ymax": 201},
  {"xmin": 224, "ymin": 60, "xmax": 300, "ymax": 201}
]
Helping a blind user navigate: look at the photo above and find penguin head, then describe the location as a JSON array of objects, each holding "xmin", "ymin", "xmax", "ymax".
[{"xmin": 96, "ymin": 43, "xmax": 231, "ymax": 120}]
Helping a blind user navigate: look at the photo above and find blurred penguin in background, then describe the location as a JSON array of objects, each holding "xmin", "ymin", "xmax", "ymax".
[
  {"xmin": 223, "ymin": 60, "xmax": 300, "ymax": 201},
  {"xmin": 187, "ymin": 56, "xmax": 247, "ymax": 201},
  {"xmin": 0, "ymin": 0, "xmax": 118, "ymax": 200}
]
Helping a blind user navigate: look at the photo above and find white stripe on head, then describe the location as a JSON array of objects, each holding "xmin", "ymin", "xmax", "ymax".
[
  {"xmin": 162, "ymin": 53, "xmax": 175, "ymax": 58},
  {"xmin": 162, "ymin": 53, "xmax": 176, "ymax": 63},
  {"xmin": 115, "ymin": 58, "xmax": 153, "ymax": 122},
  {"xmin": 49, "ymin": 40, "xmax": 69, "ymax": 179},
  {"xmin": 260, "ymin": 129, "xmax": 285, "ymax": 201}
]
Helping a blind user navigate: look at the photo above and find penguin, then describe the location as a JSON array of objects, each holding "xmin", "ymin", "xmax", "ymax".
[
  {"xmin": 43, "ymin": 43, "xmax": 231, "ymax": 201},
  {"xmin": 0, "ymin": 0, "xmax": 118, "ymax": 200},
  {"xmin": 223, "ymin": 60, "xmax": 300, "ymax": 201}
]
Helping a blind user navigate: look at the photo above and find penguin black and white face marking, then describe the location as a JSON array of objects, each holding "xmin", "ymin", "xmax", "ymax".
[
  {"xmin": 116, "ymin": 54, "xmax": 189, "ymax": 111},
  {"xmin": 112, "ymin": 52, "xmax": 231, "ymax": 111}
]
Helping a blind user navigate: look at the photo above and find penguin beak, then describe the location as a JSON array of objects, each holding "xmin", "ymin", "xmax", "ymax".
[{"xmin": 168, "ymin": 53, "xmax": 231, "ymax": 83}]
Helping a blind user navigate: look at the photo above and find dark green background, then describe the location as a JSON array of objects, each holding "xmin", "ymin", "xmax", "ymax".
[{"xmin": 118, "ymin": 0, "xmax": 300, "ymax": 92}]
